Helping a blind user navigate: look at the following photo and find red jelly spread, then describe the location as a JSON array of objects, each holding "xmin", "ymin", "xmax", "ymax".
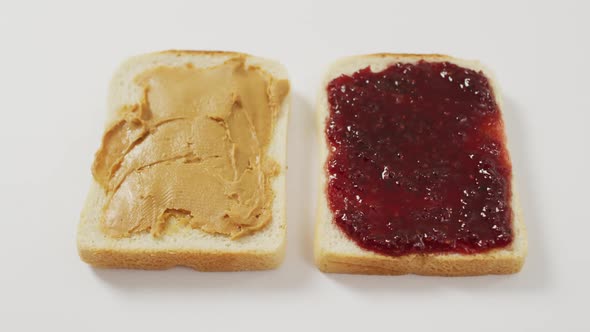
[{"xmin": 325, "ymin": 60, "xmax": 513, "ymax": 256}]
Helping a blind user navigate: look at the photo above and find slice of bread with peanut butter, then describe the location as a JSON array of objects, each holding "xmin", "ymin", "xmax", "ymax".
[{"xmin": 77, "ymin": 50, "xmax": 290, "ymax": 271}]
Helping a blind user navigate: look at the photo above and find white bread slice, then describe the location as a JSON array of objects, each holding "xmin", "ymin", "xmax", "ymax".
[
  {"xmin": 78, "ymin": 51, "xmax": 289, "ymax": 271},
  {"xmin": 315, "ymin": 54, "xmax": 527, "ymax": 276}
]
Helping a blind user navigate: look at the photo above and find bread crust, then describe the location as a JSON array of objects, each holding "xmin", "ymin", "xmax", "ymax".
[
  {"xmin": 78, "ymin": 50, "xmax": 289, "ymax": 271},
  {"xmin": 315, "ymin": 253, "xmax": 524, "ymax": 276},
  {"xmin": 314, "ymin": 53, "xmax": 527, "ymax": 276},
  {"xmin": 79, "ymin": 243, "xmax": 285, "ymax": 271}
]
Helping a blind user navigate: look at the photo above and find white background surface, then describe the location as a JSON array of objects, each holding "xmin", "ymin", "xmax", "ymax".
[{"xmin": 0, "ymin": 0, "xmax": 588, "ymax": 330}]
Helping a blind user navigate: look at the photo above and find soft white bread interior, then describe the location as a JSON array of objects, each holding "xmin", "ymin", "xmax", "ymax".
[
  {"xmin": 78, "ymin": 51, "xmax": 289, "ymax": 271},
  {"xmin": 314, "ymin": 54, "xmax": 527, "ymax": 276}
]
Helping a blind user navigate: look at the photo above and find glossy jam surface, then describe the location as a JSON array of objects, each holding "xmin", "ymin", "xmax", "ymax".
[{"xmin": 325, "ymin": 61, "xmax": 513, "ymax": 256}]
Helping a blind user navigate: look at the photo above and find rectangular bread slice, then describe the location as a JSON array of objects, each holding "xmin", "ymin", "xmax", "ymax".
[
  {"xmin": 78, "ymin": 50, "xmax": 289, "ymax": 271},
  {"xmin": 314, "ymin": 54, "xmax": 527, "ymax": 276}
]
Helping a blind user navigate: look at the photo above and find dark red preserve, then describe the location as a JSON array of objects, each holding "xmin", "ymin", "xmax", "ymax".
[{"xmin": 325, "ymin": 60, "xmax": 513, "ymax": 256}]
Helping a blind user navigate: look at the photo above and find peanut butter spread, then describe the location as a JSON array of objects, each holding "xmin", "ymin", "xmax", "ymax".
[{"xmin": 92, "ymin": 57, "xmax": 289, "ymax": 239}]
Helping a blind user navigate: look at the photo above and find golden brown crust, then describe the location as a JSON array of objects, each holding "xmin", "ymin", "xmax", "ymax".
[
  {"xmin": 315, "ymin": 250, "xmax": 525, "ymax": 276},
  {"xmin": 158, "ymin": 50, "xmax": 251, "ymax": 57},
  {"xmin": 363, "ymin": 53, "xmax": 450, "ymax": 59},
  {"xmin": 79, "ymin": 242, "xmax": 285, "ymax": 271}
]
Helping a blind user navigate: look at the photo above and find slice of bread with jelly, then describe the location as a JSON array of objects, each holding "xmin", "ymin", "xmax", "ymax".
[
  {"xmin": 78, "ymin": 50, "xmax": 290, "ymax": 271},
  {"xmin": 315, "ymin": 54, "xmax": 526, "ymax": 276}
]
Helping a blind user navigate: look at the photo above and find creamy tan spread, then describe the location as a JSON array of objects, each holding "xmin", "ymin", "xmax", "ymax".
[{"xmin": 92, "ymin": 57, "xmax": 289, "ymax": 238}]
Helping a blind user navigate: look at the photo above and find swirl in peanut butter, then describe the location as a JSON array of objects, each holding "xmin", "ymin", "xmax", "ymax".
[{"xmin": 92, "ymin": 58, "xmax": 289, "ymax": 238}]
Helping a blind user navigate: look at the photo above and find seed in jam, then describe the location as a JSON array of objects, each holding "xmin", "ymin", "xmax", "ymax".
[{"xmin": 325, "ymin": 60, "xmax": 513, "ymax": 256}]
